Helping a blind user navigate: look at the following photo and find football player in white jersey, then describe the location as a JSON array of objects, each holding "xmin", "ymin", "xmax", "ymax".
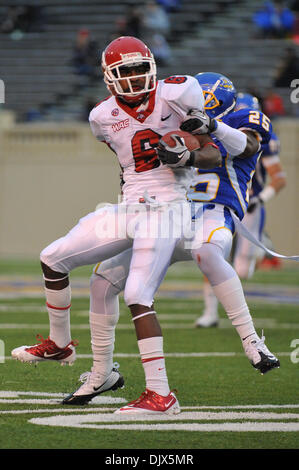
[
  {"xmin": 59, "ymin": 74, "xmax": 282, "ymax": 414},
  {"xmin": 11, "ymin": 36, "xmax": 221, "ymax": 415}
]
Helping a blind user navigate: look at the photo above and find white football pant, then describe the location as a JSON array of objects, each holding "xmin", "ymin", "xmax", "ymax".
[
  {"xmin": 91, "ymin": 202, "xmax": 257, "ymax": 346},
  {"xmin": 41, "ymin": 201, "xmax": 191, "ymax": 307}
]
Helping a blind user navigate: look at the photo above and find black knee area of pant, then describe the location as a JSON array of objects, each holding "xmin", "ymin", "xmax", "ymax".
[{"xmin": 41, "ymin": 261, "xmax": 67, "ymax": 280}]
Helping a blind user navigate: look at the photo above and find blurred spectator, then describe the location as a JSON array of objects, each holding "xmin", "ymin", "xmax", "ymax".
[
  {"xmin": 274, "ymin": 46, "xmax": 299, "ymax": 86},
  {"xmin": 142, "ymin": 1, "xmax": 171, "ymax": 37},
  {"xmin": 0, "ymin": 5, "xmax": 45, "ymax": 34},
  {"xmin": 253, "ymin": 1, "xmax": 295, "ymax": 39},
  {"xmin": 114, "ymin": 6, "xmax": 143, "ymax": 38},
  {"xmin": 289, "ymin": 1, "xmax": 299, "ymax": 42},
  {"xmin": 141, "ymin": 0, "xmax": 171, "ymax": 65},
  {"xmin": 0, "ymin": 6, "xmax": 19, "ymax": 33},
  {"xmin": 25, "ymin": 107, "xmax": 43, "ymax": 122},
  {"xmin": 262, "ymin": 88, "xmax": 286, "ymax": 118},
  {"xmin": 71, "ymin": 29, "xmax": 99, "ymax": 81},
  {"xmin": 149, "ymin": 33, "xmax": 172, "ymax": 65},
  {"xmin": 156, "ymin": 0, "xmax": 182, "ymax": 13}
]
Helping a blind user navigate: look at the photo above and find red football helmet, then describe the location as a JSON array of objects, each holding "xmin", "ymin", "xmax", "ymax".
[{"xmin": 102, "ymin": 36, "xmax": 156, "ymax": 101}]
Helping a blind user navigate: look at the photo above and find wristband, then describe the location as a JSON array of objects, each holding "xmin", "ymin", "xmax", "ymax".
[
  {"xmin": 258, "ymin": 185, "xmax": 276, "ymax": 203},
  {"xmin": 203, "ymin": 142, "xmax": 219, "ymax": 149}
]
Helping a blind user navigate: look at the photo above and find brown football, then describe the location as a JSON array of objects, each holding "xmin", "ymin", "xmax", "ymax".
[{"xmin": 160, "ymin": 130, "xmax": 211, "ymax": 151}]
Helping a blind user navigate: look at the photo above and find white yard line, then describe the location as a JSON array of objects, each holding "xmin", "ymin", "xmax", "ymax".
[
  {"xmin": 1, "ymin": 389, "xmax": 298, "ymax": 432},
  {"xmin": 4, "ymin": 351, "xmax": 292, "ymax": 361},
  {"xmin": 28, "ymin": 412, "xmax": 299, "ymax": 432},
  {"xmin": 2, "ymin": 405, "xmax": 299, "ymax": 414},
  {"xmin": 1, "ymin": 322, "xmax": 299, "ymax": 330}
]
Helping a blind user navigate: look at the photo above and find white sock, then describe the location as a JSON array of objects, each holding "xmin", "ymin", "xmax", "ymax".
[
  {"xmin": 89, "ymin": 273, "xmax": 120, "ymax": 378},
  {"xmin": 89, "ymin": 311, "xmax": 118, "ymax": 378},
  {"xmin": 203, "ymin": 278, "xmax": 219, "ymax": 317},
  {"xmin": 45, "ymin": 286, "xmax": 71, "ymax": 348},
  {"xmin": 138, "ymin": 337, "xmax": 170, "ymax": 396},
  {"xmin": 212, "ymin": 276, "xmax": 258, "ymax": 341}
]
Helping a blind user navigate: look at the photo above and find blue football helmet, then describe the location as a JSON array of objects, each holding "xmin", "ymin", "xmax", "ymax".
[
  {"xmin": 195, "ymin": 72, "xmax": 237, "ymax": 119},
  {"xmin": 235, "ymin": 92, "xmax": 261, "ymax": 111}
]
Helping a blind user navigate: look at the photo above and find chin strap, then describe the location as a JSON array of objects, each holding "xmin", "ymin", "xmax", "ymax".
[{"xmin": 118, "ymin": 93, "xmax": 149, "ymax": 108}]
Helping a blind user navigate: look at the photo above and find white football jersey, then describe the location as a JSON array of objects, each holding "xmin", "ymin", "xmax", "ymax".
[{"xmin": 89, "ymin": 75, "xmax": 205, "ymax": 203}]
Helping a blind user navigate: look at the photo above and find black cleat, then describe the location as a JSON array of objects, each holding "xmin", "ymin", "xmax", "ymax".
[
  {"xmin": 253, "ymin": 351, "xmax": 280, "ymax": 374},
  {"xmin": 243, "ymin": 333, "xmax": 280, "ymax": 375},
  {"xmin": 62, "ymin": 367, "xmax": 124, "ymax": 405}
]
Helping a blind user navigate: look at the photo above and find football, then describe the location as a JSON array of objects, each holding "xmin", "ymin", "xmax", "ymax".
[{"xmin": 160, "ymin": 130, "xmax": 205, "ymax": 151}]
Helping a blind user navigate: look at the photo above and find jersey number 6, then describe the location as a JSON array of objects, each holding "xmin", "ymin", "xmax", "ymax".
[{"xmin": 132, "ymin": 129, "xmax": 161, "ymax": 173}]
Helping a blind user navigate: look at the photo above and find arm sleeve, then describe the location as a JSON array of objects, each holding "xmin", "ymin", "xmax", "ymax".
[{"xmin": 212, "ymin": 121, "xmax": 248, "ymax": 157}]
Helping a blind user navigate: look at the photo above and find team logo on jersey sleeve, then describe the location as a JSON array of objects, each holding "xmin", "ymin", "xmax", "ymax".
[{"xmin": 111, "ymin": 108, "xmax": 119, "ymax": 116}]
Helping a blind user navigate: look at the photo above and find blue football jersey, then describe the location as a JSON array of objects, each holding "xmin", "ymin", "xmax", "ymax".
[
  {"xmin": 187, "ymin": 108, "xmax": 272, "ymax": 219},
  {"xmin": 251, "ymin": 131, "xmax": 280, "ymax": 197}
]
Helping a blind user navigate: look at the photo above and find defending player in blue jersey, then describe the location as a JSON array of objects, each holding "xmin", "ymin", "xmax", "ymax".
[
  {"xmin": 158, "ymin": 73, "xmax": 281, "ymax": 377},
  {"xmin": 196, "ymin": 91, "xmax": 286, "ymax": 328},
  {"xmin": 183, "ymin": 74, "xmax": 272, "ymax": 220},
  {"xmin": 233, "ymin": 93, "xmax": 286, "ymax": 278}
]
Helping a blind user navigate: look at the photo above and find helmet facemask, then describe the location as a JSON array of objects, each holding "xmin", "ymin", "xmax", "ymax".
[
  {"xmin": 204, "ymin": 90, "xmax": 236, "ymax": 119},
  {"xmin": 102, "ymin": 52, "xmax": 157, "ymax": 98}
]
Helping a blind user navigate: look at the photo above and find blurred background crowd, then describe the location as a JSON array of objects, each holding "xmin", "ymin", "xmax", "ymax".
[{"xmin": 0, "ymin": 0, "xmax": 299, "ymax": 123}]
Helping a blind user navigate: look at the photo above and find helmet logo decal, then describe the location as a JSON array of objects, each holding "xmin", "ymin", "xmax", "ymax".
[
  {"xmin": 120, "ymin": 52, "xmax": 143, "ymax": 60},
  {"xmin": 221, "ymin": 78, "xmax": 233, "ymax": 89}
]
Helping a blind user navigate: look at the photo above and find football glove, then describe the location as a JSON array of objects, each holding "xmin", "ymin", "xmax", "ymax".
[
  {"xmin": 157, "ymin": 134, "xmax": 194, "ymax": 168},
  {"xmin": 247, "ymin": 195, "xmax": 263, "ymax": 213},
  {"xmin": 180, "ymin": 109, "xmax": 217, "ymax": 135}
]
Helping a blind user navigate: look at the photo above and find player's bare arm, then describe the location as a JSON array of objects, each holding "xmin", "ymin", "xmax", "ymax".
[
  {"xmin": 190, "ymin": 133, "xmax": 222, "ymax": 169},
  {"xmin": 263, "ymin": 159, "xmax": 287, "ymax": 193},
  {"xmin": 237, "ymin": 129, "xmax": 260, "ymax": 159}
]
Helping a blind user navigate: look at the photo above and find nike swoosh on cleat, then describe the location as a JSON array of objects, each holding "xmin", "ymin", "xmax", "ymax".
[
  {"xmin": 165, "ymin": 399, "xmax": 174, "ymax": 407},
  {"xmin": 161, "ymin": 113, "xmax": 172, "ymax": 121},
  {"xmin": 93, "ymin": 375, "xmax": 111, "ymax": 392},
  {"xmin": 44, "ymin": 352, "xmax": 64, "ymax": 358}
]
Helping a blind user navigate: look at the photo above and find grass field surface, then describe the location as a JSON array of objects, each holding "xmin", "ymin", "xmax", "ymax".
[{"xmin": 0, "ymin": 260, "xmax": 298, "ymax": 457}]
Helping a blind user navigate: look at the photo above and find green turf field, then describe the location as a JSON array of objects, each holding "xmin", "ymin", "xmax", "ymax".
[{"xmin": 0, "ymin": 260, "xmax": 299, "ymax": 451}]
